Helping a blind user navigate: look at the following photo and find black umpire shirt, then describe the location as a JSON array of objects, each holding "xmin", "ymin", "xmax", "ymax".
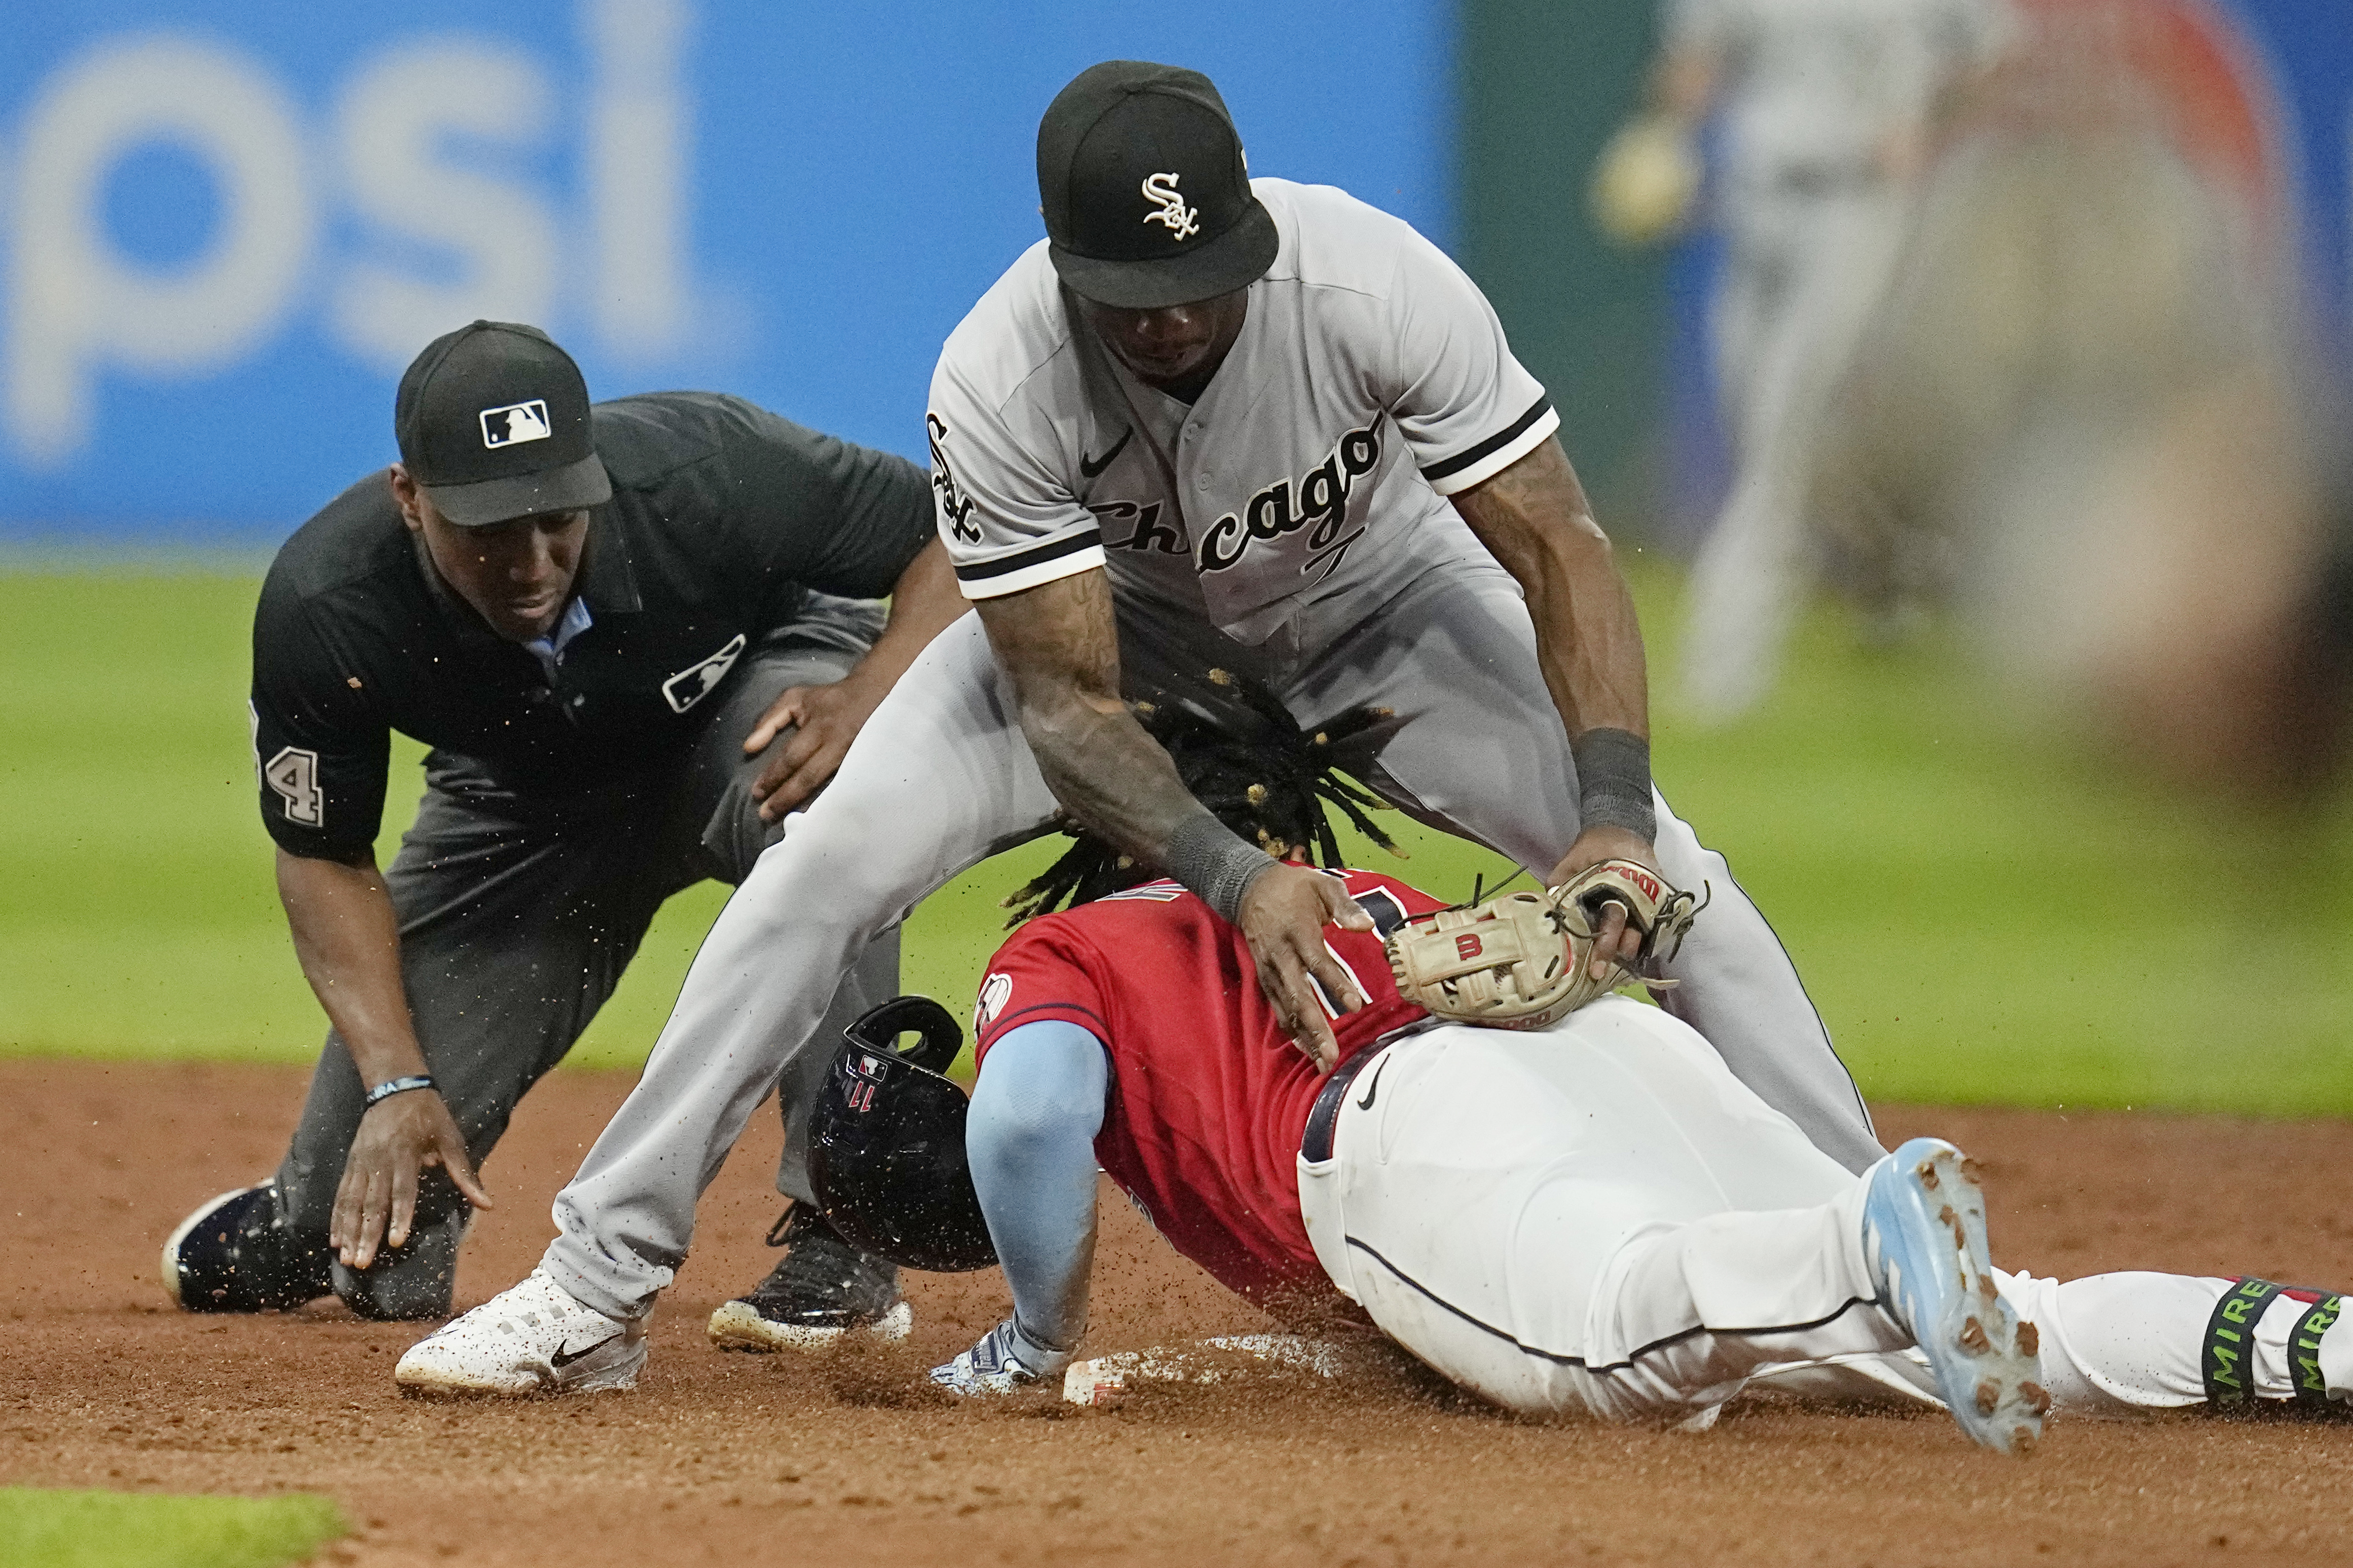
[{"xmin": 250, "ymin": 392, "xmax": 934, "ymax": 862}]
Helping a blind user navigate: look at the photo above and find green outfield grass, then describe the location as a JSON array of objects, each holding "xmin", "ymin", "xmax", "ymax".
[
  {"xmin": 1, "ymin": 565, "xmax": 2346, "ymax": 1112},
  {"xmin": 0, "ymin": 1488, "xmax": 344, "ymax": 1568}
]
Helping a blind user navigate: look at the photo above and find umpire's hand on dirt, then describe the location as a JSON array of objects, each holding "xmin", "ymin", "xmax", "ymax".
[
  {"xmin": 744, "ymin": 675, "xmax": 885, "ymax": 823},
  {"xmin": 1548, "ymin": 825, "xmax": 1662, "ymax": 984},
  {"xmin": 331, "ymin": 1091, "xmax": 493, "ymax": 1272},
  {"xmin": 1237, "ymin": 863, "xmax": 1375, "ymax": 1074}
]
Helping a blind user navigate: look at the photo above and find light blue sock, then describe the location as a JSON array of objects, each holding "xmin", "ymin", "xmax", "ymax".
[{"xmin": 966, "ymin": 1019, "xmax": 1109, "ymax": 1355}]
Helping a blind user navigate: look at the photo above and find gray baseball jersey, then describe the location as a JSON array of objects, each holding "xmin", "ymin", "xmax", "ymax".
[{"xmin": 926, "ymin": 178, "xmax": 1559, "ymax": 648}]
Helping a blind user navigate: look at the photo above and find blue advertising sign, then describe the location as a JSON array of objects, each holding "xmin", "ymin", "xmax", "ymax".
[{"xmin": 0, "ymin": 2, "xmax": 1450, "ymax": 542}]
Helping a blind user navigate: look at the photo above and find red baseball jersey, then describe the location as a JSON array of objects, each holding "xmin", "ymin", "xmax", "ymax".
[{"xmin": 971, "ymin": 868, "xmax": 1445, "ymax": 1311}]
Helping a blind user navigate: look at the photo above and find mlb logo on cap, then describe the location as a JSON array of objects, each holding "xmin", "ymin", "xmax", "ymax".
[{"xmin": 479, "ymin": 400, "xmax": 552, "ymax": 449}]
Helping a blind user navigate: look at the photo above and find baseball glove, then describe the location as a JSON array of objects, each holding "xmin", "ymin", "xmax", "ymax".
[{"xmin": 1384, "ymin": 860, "xmax": 1704, "ymax": 1031}]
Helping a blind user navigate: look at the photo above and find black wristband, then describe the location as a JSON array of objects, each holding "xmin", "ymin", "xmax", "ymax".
[
  {"xmin": 1570, "ymin": 726, "xmax": 1656, "ymax": 843},
  {"xmin": 1167, "ymin": 812, "xmax": 1278, "ymax": 923},
  {"xmin": 362, "ymin": 1074, "xmax": 436, "ymax": 1110}
]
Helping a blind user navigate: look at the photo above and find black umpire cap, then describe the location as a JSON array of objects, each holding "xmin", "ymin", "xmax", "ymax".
[
  {"xmin": 393, "ymin": 321, "xmax": 612, "ymax": 527},
  {"xmin": 1037, "ymin": 60, "xmax": 1279, "ymax": 310}
]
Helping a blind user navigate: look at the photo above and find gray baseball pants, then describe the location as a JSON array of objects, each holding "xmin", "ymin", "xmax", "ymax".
[
  {"xmin": 543, "ymin": 559, "xmax": 1880, "ymax": 1323},
  {"xmin": 275, "ymin": 632, "xmax": 900, "ymax": 1319}
]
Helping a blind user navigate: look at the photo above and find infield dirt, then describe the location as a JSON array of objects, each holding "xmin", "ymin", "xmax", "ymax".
[{"xmin": 7, "ymin": 1059, "xmax": 2353, "ymax": 1567}]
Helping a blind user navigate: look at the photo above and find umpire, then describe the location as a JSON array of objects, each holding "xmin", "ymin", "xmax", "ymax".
[{"xmin": 162, "ymin": 320, "xmax": 963, "ymax": 1323}]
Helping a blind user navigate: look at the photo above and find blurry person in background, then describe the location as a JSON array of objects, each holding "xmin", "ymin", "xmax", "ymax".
[
  {"xmin": 1593, "ymin": 0, "xmax": 2010, "ymax": 722},
  {"xmin": 1810, "ymin": 0, "xmax": 2350, "ymax": 796}
]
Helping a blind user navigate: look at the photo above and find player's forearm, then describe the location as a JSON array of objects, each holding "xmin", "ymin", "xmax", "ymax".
[
  {"xmin": 275, "ymin": 848, "xmax": 429, "ymax": 1088},
  {"xmin": 1453, "ymin": 438, "xmax": 1650, "ymax": 739},
  {"xmin": 974, "ymin": 571, "xmax": 1249, "ymax": 888},
  {"xmin": 975, "ymin": 576, "xmax": 1208, "ymax": 859},
  {"xmin": 840, "ymin": 538, "xmax": 966, "ymax": 699}
]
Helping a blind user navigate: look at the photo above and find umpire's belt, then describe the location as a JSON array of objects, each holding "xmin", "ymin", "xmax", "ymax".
[{"xmin": 1300, "ymin": 1044, "xmax": 1389, "ymax": 1163}]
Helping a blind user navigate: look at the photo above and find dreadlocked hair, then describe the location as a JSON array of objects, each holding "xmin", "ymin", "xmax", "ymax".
[{"xmin": 1002, "ymin": 666, "xmax": 1400, "ymax": 925}]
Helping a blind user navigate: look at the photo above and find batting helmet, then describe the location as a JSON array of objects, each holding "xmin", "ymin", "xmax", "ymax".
[{"xmin": 806, "ymin": 996, "xmax": 998, "ymax": 1274}]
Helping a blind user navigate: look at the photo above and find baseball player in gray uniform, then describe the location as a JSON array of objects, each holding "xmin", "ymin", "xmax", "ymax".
[
  {"xmin": 395, "ymin": 60, "xmax": 1883, "ymax": 1398},
  {"xmin": 1624, "ymin": 0, "xmax": 2008, "ymax": 719}
]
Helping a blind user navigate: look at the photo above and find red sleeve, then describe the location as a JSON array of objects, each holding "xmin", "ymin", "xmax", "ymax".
[{"xmin": 970, "ymin": 920, "xmax": 1115, "ymax": 1065}]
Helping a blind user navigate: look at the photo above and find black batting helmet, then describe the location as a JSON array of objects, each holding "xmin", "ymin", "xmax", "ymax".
[{"xmin": 806, "ymin": 996, "xmax": 998, "ymax": 1274}]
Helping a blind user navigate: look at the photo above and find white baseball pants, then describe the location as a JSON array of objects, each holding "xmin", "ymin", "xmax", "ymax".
[{"xmin": 1299, "ymin": 1005, "xmax": 2353, "ymax": 1422}]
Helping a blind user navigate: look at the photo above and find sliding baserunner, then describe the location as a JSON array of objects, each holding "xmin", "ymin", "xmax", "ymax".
[{"xmin": 919, "ymin": 685, "xmax": 2351, "ymax": 1451}]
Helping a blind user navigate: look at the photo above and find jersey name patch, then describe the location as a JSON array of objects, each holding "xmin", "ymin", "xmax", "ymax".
[
  {"xmin": 1194, "ymin": 422, "xmax": 1381, "ymax": 582},
  {"xmin": 661, "ymin": 633, "xmax": 745, "ymax": 713}
]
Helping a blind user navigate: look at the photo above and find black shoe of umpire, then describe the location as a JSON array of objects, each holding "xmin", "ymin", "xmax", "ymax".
[
  {"xmin": 706, "ymin": 1206, "xmax": 913, "ymax": 1351},
  {"xmin": 160, "ymin": 1183, "xmax": 333, "ymax": 1314}
]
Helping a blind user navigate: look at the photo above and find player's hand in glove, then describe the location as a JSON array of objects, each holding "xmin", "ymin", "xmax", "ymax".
[
  {"xmin": 1590, "ymin": 116, "xmax": 1702, "ymax": 247},
  {"xmin": 1238, "ymin": 861, "xmax": 1375, "ymax": 1074},
  {"xmin": 1549, "ymin": 825, "xmax": 1662, "ymax": 981},
  {"xmin": 330, "ymin": 1089, "xmax": 493, "ymax": 1272},
  {"xmin": 1389, "ymin": 856, "xmax": 1702, "ymax": 1030},
  {"xmin": 744, "ymin": 672, "xmax": 890, "ymax": 822}
]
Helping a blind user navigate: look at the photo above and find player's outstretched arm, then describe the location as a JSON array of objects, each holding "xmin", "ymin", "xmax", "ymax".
[
  {"xmin": 744, "ymin": 538, "xmax": 968, "ymax": 820},
  {"xmin": 973, "ymin": 568, "xmax": 1370, "ymax": 1068},
  {"xmin": 1451, "ymin": 436, "xmax": 1654, "ymax": 977},
  {"xmin": 275, "ymin": 848, "xmax": 491, "ymax": 1272}
]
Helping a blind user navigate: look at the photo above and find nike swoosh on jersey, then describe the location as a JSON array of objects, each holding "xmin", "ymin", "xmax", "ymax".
[
  {"xmin": 1078, "ymin": 427, "xmax": 1133, "ymax": 478},
  {"xmin": 1356, "ymin": 1054, "xmax": 1391, "ymax": 1112},
  {"xmin": 549, "ymin": 1332, "xmax": 620, "ymax": 1369}
]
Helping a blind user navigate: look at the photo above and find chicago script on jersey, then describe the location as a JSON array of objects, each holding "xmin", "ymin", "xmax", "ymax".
[
  {"xmin": 1088, "ymin": 498, "xmax": 1186, "ymax": 554},
  {"xmin": 1194, "ymin": 422, "xmax": 1381, "ymax": 580}
]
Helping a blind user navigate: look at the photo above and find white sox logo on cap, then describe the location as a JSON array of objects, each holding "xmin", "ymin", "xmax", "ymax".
[
  {"xmin": 1140, "ymin": 172, "xmax": 1199, "ymax": 241},
  {"xmin": 478, "ymin": 399, "xmax": 552, "ymax": 449}
]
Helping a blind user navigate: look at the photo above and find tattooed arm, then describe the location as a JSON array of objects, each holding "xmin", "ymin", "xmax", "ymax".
[
  {"xmin": 974, "ymin": 568, "xmax": 1371, "ymax": 1069},
  {"xmin": 1451, "ymin": 435, "xmax": 1655, "ymax": 975}
]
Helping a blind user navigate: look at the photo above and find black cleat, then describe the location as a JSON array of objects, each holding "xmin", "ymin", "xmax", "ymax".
[
  {"xmin": 707, "ymin": 1207, "xmax": 912, "ymax": 1352},
  {"xmin": 160, "ymin": 1183, "xmax": 332, "ymax": 1314}
]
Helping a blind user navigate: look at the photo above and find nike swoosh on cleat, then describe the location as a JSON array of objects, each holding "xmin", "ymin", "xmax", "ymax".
[
  {"xmin": 1356, "ymin": 1055, "xmax": 1390, "ymax": 1112},
  {"xmin": 1079, "ymin": 428, "xmax": 1133, "ymax": 478},
  {"xmin": 549, "ymin": 1332, "xmax": 619, "ymax": 1369}
]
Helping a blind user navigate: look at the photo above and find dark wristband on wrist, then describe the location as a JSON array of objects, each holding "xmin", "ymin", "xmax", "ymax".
[
  {"xmin": 362, "ymin": 1074, "xmax": 435, "ymax": 1110},
  {"xmin": 1570, "ymin": 726, "xmax": 1656, "ymax": 843},
  {"xmin": 1167, "ymin": 812, "xmax": 1279, "ymax": 923}
]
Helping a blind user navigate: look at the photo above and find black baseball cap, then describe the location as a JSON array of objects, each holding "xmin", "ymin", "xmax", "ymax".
[
  {"xmin": 393, "ymin": 321, "xmax": 611, "ymax": 527},
  {"xmin": 1037, "ymin": 61, "xmax": 1278, "ymax": 310}
]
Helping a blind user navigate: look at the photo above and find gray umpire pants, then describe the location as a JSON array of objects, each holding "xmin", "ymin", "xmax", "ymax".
[
  {"xmin": 544, "ymin": 560, "xmax": 1881, "ymax": 1324},
  {"xmin": 275, "ymin": 630, "xmax": 901, "ymax": 1319}
]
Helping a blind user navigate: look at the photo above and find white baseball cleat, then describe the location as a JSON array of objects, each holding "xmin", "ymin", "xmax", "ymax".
[
  {"xmin": 929, "ymin": 1318, "xmax": 1071, "ymax": 1396},
  {"xmin": 394, "ymin": 1269, "xmax": 647, "ymax": 1398},
  {"xmin": 1862, "ymin": 1137, "xmax": 2048, "ymax": 1456}
]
